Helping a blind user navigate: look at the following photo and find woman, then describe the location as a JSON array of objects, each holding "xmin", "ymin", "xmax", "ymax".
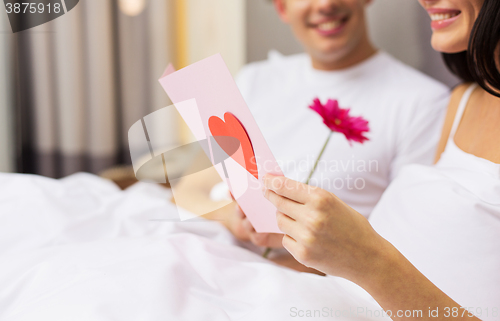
[{"xmin": 262, "ymin": 0, "xmax": 500, "ymax": 318}]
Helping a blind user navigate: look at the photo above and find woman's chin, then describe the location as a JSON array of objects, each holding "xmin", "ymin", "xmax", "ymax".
[{"xmin": 431, "ymin": 34, "xmax": 468, "ymax": 54}]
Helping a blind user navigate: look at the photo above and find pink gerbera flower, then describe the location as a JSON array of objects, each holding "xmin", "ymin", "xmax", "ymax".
[{"xmin": 309, "ymin": 98, "xmax": 370, "ymax": 145}]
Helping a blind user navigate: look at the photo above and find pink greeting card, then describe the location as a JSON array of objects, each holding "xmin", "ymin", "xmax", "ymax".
[{"xmin": 158, "ymin": 54, "xmax": 283, "ymax": 233}]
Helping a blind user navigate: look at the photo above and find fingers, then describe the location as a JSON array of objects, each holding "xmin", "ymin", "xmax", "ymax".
[
  {"xmin": 263, "ymin": 189, "xmax": 303, "ymax": 221},
  {"xmin": 242, "ymin": 216, "xmax": 284, "ymax": 248},
  {"xmin": 275, "ymin": 210, "xmax": 297, "ymax": 237},
  {"xmin": 235, "ymin": 204, "xmax": 245, "ymax": 219},
  {"xmin": 281, "ymin": 234, "xmax": 297, "ymax": 254},
  {"xmin": 249, "ymin": 232, "xmax": 284, "ymax": 248},
  {"xmin": 241, "ymin": 217, "xmax": 255, "ymax": 232},
  {"xmin": 263, "ymin": 174, "xmax": 313, "ymax": 204},
  {"xmin": 230, "ymin": 221, "xmax": 251, "ymax": 242},
  {"xmin": 227, "ymin": 205, "xmax": 252, "ymax": 241},
  {"xmin": 282, "ymin": 234, "xmax": 314, "ymax": 267}
]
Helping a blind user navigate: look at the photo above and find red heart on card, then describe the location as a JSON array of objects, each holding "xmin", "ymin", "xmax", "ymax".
[{"xmin": 208, "ymin": 113, "xmax": 258, "ymax": 179}]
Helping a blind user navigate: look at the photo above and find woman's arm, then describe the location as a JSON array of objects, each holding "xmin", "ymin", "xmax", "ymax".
[
  {"xmin": 262, "ymin": 174, "xmax": 481, "ymax": 321},
  {"xmin": 364, "ymin": 245, "xmax": 480, "ymax": 321}
]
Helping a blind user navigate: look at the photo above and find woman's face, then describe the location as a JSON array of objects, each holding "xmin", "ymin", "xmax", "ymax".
[{"xmin": 418, "ymin": 0, "xmax": 484, "ymax": 53}]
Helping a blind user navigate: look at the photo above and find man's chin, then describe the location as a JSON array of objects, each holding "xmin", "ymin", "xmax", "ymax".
[{"xmin": 309, "ymin": 45, "xmax": 352, "ymax": 63}]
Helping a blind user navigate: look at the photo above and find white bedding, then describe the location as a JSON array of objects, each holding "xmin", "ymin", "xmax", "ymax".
[{"xmin": 0, "ymin": 173, "xmax": 384, "ymax": 320}]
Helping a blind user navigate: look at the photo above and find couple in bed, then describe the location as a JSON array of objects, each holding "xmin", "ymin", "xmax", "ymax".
[
  {"xmin": 2, "ymin": 0, "xmax": 498, "ymax": 319},
  {"xmin": 178, "ymin": 0, "xmax": 500, "ymax": 318}
]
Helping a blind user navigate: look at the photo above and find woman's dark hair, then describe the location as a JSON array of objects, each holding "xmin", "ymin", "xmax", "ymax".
[{"xmin": 442, "ymin": 0, "xmax": 500, "ymax": 97}]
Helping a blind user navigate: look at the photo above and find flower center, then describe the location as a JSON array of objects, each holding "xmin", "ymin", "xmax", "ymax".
[{"xmin": 334, "ymin": 118, "xmax": 341, "ymax": 126}]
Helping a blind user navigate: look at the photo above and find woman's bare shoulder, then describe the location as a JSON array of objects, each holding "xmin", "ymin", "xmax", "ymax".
[{"xmin": 434, "ymin": 83, "xmax": 473, "ymax": 163}]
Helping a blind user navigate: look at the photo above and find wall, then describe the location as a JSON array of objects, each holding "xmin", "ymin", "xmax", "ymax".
[
  {"xmin": 366, "ymin": 0, "xmax": 459, "ymax": 87},
  {"xmin": 187, "ymin": 0, "xmax": 246, "ymax": 76},
  {"xmin": 246, "ymin": 0, "xmax": 302, "ymax": 64}
]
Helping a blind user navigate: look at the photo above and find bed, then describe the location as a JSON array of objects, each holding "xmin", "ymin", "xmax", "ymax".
[{"xmin": 0, "ymin": 173, "xmax": 385, "ymax": 320}]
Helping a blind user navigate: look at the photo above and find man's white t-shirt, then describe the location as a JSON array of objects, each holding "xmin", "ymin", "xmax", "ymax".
[{"xmin": 236, "ymin": 51, "xmax": 450, "ymax": 217}]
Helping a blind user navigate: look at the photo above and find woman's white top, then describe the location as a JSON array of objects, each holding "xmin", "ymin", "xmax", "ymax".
[{"xmin": 370, "ymin": 84, "xmax": 500, "ymax": 318}]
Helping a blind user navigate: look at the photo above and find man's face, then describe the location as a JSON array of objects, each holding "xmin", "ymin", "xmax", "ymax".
[{"xmin": 275, "ymin": 0, "xmax": 372, "ymax": 62}]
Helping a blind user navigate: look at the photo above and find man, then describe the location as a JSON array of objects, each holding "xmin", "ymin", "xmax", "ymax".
[{"xmin": 176, "ymin": 0, "xmax": 449, "ymax": 261}]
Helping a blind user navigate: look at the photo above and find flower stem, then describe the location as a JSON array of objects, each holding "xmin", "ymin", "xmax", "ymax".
[
  {"xmin": 305, "ymin": 131, "xmax": 333, "ymax": 185},
  {"xmin": 263, "ymin": 131, "xmax": 333, "ymax": 259},
  {"xmin": 262, "ymin": 247, "xmax": 272, "ymax": 258}
]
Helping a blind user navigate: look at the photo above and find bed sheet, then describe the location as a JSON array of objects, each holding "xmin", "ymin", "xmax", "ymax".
[{"xmin": 0, "ymin": 173, "xmax": 383, "ymax": 321}]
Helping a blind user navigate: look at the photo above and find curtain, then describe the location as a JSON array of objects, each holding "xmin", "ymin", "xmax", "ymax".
[
  {"xmin": 0, "ymin": 8, "xmax": 15, "ymax": 172},
  {"xmin": 12, "ymin": 0, "xmax": 177, "ymax": 178}
]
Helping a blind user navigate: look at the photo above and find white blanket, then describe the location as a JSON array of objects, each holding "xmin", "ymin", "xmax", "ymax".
[{"xmin": 0, "ymin": 173, "xmax": 383, "ymax": 320}]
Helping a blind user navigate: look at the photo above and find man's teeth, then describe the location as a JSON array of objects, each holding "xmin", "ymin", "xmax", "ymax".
[
  {"xmin": 317, "ymin": 20, "xmax": 342, "ymax": 31},
  {"xmin": 430, "ymin": 12, "xmax": 459, "ymax": 21}
]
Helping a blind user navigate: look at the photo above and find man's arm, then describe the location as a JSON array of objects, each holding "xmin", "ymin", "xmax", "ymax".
[
  {"xmin": 173, "ymin": 152, "xmax": 229, "ymax": 220},
  {"xmin": 172, "ymin": 150, "xmax": 252, "ymax": 240},
  {"xmin": 390, "ymin": 89, "xmax": 450, "ymax": 180}
]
